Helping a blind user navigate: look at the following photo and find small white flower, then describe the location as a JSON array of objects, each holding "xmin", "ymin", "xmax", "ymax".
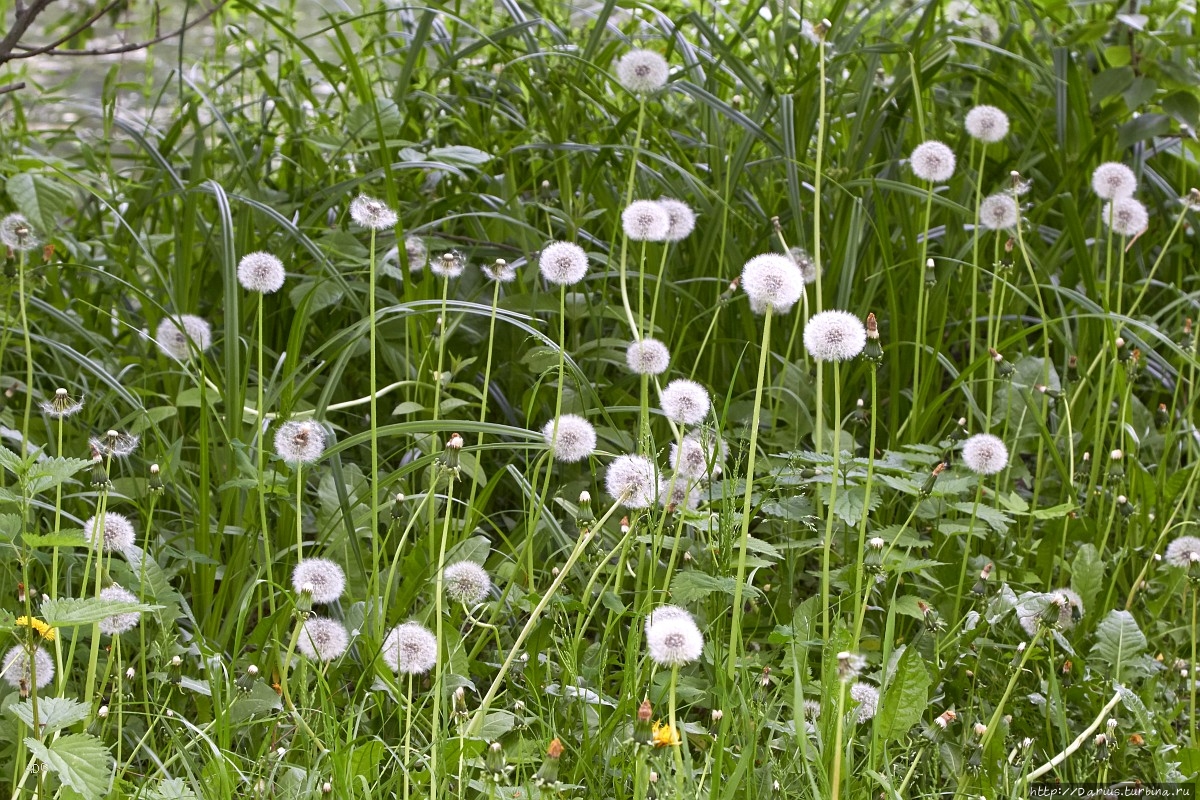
[
  {"xmin": 0, "ymin": 213, "xmax": 38, "ymax": 252},
  {"xmin": 741, "ymin": 253, "xmax": 805, "ymax": 315},
  {"xmin": 670, "ymin": 430, "xmax": 726, "ymax": 481},
  {"xmin": 98, "ymin": 585, "xmax": 141, "ymax": 635},
  {"xmin": 292, "ymin": 558, "xmax": 346, "ymax": 604},
  {"xmin": 803, "ymin": 310, "xmax": 867, "ymax": 362},
  {"xmin": 538, "ymin": 241, "xmax": 589, "ymax": 285},
  {"xmin": 626, "ymin": 338, "xmax": 671, "ymax": 376},
  {"xmin": 657, "ymin": 199, "xmax": 696, "ymax": 242},
  {"xmin": 622, "ymin": 200, "xmax": 670, "ymax": 242},
  {"xmin": 910, "ymin": 140, "xmax": 956, "ymax": 183},
  {"xmin": 1102, "ymin": 197, "xmax": 1149, "ymax": 238},
  {"xmin": 274, "ymin": 420, "xmax": 326, "ymax": 465},
  {"xmin": 979, "ymin": 193, "xmax": 1019, "ymax": 231},
  {"xmin": 237, "ymin": 252, "xmax": 286, "ymax": 294},
  {"xmin": 1165, "ymin": 536, "xmax": 1200, "ymax": 568},
  {"xmin": 2, "ymin": 645, "xmax": 54, "ymax": 691},
  {"xmin": 349, "ymin": 195, "xmax": 398, "ymax": 230},
  {"xmin": 1091, "ymin": 162, "xmax": 1138, "ymax": 200},
  {"xmin": 605, "ymin": 454, "xmax": 658, "ymax": 508},
  {"xmin": 660, "ymin": 379, "xmax": 711, "ymax": 425},
  {"xmin": 443, "ymin": 561, "xmax": 492, "ymax": 605},
  {"xmin": 382, "ymin": 621, "xmax": 438, "ymax": 674},
  {"xmin": 614, "ymin": 49, "xmax": 669, "ymax": 94},
  {"xmin": 83, "ymin": 511, "xmax": 136, "ymax": 552},
  {"xmin": 964, "ymin": 105, "xmax": 1010, "ymax": 143},
  {"xmin": 850, "ymin": 682, "xmax": 879, "ymax": 722},
  {"xmin": 645, "ymin": 607, "xmax": 704, "ymax": 667},
  {"xmin": 961, "ymin": 433, "xmax": 1008, "ymax": 475},
  {"xmin": 542, "ymin": 414, "xmax": 597, "ymax": 463},
  {"xmin": 156, "ymin": 315, "xmax": 213, "ymax": 360},
  {"xmin": 297, "ymin": 617, "xmax": 350, "ymax": 662}
]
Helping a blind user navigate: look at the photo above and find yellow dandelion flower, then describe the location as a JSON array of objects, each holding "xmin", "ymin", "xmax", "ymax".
[
  {"xmin": 651, "ymin": 721, "xmax": 680, "ymax": 748},
  {"xmin": 16, "ymin": 616, "xmax": 55, "ymax": 642}
]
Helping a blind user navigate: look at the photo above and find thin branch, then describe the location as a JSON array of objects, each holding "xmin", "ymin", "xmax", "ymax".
[
  {"xmin": 0, "ymin": 0, "xmax": 56, "ymax": 65},
  {"xmin": 0, "ymin": 82, "xmax": 27, "ymax": 96},
  {"xmin": 1018, "ymin": 688, "xmax": 1123, "ymax": 786},
  {"xmin": 8, "ymin": 0, "xmax": 124, "ymax": 60}
]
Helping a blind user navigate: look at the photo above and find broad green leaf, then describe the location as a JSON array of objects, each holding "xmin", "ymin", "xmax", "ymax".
[
  {"xmin": 41, "ymin": 597, "xmax": 157, "ymax": 628},
  {"xmin": 6, "ymin": 172, "xmax": 74, "ymax": 232},
  {"xmin": 24, "ymin": 457, "xmax": 92, "ymax": 495},
  {"xmin": 1089, "ymin": 610, "xmax": 1155, "ymax": 681},
  {"xmin": 21, "ymin": 530, "xmax": 85, "ymax": 548},
  {"xmin": 228, "ymin": 681, "xmax": 281, "ymax": 723},
  {"xmin": 428, "ymin": 145, "xmax": 493, "ymax": 167},
  {"xmin": 346, "ymin": 98, "xmax": 403, "ymax": 140},
  {"xmin": 25, "ymin": 734, "xmax": 113, "ymax": 800},
  {"xmin": 477, "ymin": 710, "xmax": 517, "ymax": 739},
  {"xmin": 7, "ymin": 696, "xmax": 89, "ymax": 732},
  {"xmin": 876, "ymin": 646, "xmax": 930, "ymax": 740},
  {"xmin": 951, "ymin": 502, "xmax": 1011, "ymax": 533},
  {"xmin": 833, "ymin": 485, "xmax": 882, "ymax": 526},
  {"xmin": 0, "ymin": 446, "xmax": 25, "ymax": 474},
  {"xmin": 670, "ymin": 571, "xmax": 761, "ymax": 605},
  {"xmin": 144, "ymin": 778, "xmax": 198, "ymax": 799},
  {"xmin": 1070, "ymin": 544, "xmax": 1104, "ymax": 615}
]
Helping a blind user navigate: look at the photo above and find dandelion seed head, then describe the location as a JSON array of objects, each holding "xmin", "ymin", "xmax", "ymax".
[
  {"xmin": 614, "ymin": 49, "xmax": 669, "ymax": 94},
  {"xmin": 382, "ymin": 621, "xmax": 438, "ymax": 674},
  {"xmin": 2, "ymin": 646, "xmax": 54, "ymax": 692},
  {"xmin": 443, "ymin": 561, "xmax": 492, "ymax": 605},
  {"xmin": 1091, "ymin": 162, "xmax": 1138, "ymax": 200},
  {"xmin": 625, "ymin": 338, "xmax": 671, "ymax": 376},
  {"xmin": 964, "ymin": 105, "xmax": 1010, "ymax": 143},
  {"xmin": 657, "ymin": 199, "xmax": 696, "ymax": 242},
  {"xmin": 40, "ymin": 388, "xmax": 83, "ymax": 419},
  {"xmin": 431, "ymin": 250, "xmax": 466, "ymax": 279},
  {"xmin": 605, "ymin": 454, "xmax": 658, "ymax": 509},
  {"xmin": 1166, "ymin": 536, "xmax": 1200, "ymax": 568},
  {"xmin": 349, "ymin": 194, "xmax": 398, "ymax": 230},
  {"xmin": 979, "ymin": 193, "xmax": 1019, "ymax": 231},
  {"xmin": 405, "ymin": 237, "xmax": 428, "ymax": 271},
  {"xmin": 660, "ymin": 379, "xmax": 711, "ymax": 425},
  {"xmin": 645, "ymin": 609, "xmax": 704, "ymax": 667},
  {"xmin": 622, "ymin": 200, "xmax": 671, "ymax": 242},
  {"xmin": 788, "ymin": 247, "xmax": 818, "ymax": 284},
  {"xmin": 659, "ymin": 476, "xmax": 701, "ymax": 511},
  {"xmin": 741, "ymin": 253, "xmax": 805, "ymax": 315},
  {"xmin": 292, "ymin": 558, "xmax": 346, "ymax": 604},
  {"xmin": 297, "ymin": 617, "xmax": 350, "ymax": 662},
  {"xmin": 961, "ymin": 433, "xmax": 1009, "ymax": 475},
  {"xmin": 98, "ymin": 585, "xmax": 141, "ymax": 635},
  {"xmin": 1102, "ymin": 197, "xmax": 1149, "ymax": 238},
  {"xmin": 274, "ymin": 420, "xmax": 326, "ymax": 465},
  {"xmin": 910, "ymin": 140, "xmax": 956, "ymax": 183},
  {"xmin": 542, "ymin": 414, "xmax": 597, "ymax": 463},
  {"xmin": 803, "ymin": 699, "xmax": 822, "ymax": 720},
  {"xmin": 538, "ymin": 241, "xmax": 589, "ymax": 286},
  {"xmin": 89, "ymin": 431, "xmax": 139, "ymax": 458},
  {"xmin": 83, "ymin": 511, "xmax": 136, "ymax": 553},
  {"xmin": 850, "ymin": 682, "xmax": 880, "ymax": 722},
  {"xmin": 483, "ymin": 258, "xmax": 517, "ymax": 282},
  {"xmin": 804, "ymin": 310, "xmax": 867, "ymax": 362},
  {"xmin": 155, "ymin": 315, "xmax": 213, "ymax": 360},
  {"xmin": 670, "ymin": 430, "xmax": 726, "ymax": 481},
  {"xmin": 0, "ymin": 213, "xmax": 38, "ymax": 252},
  {"xmin": 237, "ymin": 252, "xmax": 286, "ymax": 294}
]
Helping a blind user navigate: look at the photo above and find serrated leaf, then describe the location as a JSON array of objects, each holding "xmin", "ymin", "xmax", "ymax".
[
  {"xmin": 1089, "ymin": 610, "xmax": 1151, "ymax": 680},
  {"xmin": 6, "ymin": 173, "xmax": 74, "ymax": 232},
  {"xmin": 669, "ymin": 571, "xmax": 761, "ymax": 605},
  {"xmin": 7, "ymin": 696, "xmax": 90, "ymax": 732},
  {"xmin": 833, "ymin": 486, "xmax": 882, "ymax": 526},
  {"xmin": 21, "ymin": 530, "xmax": 85, "ymax": 548},
  {"xmin": 144, "ymin": 778, "xmax": 198, "ymax": 800},
  {"xmin": 41, "ymin": 597, "xmax": 157, "ymax": 628},
  {"xmin": 951, "ymin": 502, "xmax": 1011, "ymax": 533},
  {"xmin": 25, "ymin": 734, "xmax": 113, "ymax": 800},
  {"xmin": 1070, "ymin": 544, "xmax": 1104, "ymax": 616},
  {"xmin": 0, "ymin": 445, "xmax": 25, "ymax": 475},
  {"xmin": 876, "ymin": 646, "xmax": 930, "ymax": 740},
  {"xmin": 24, "ymin": 457, "xmax": 92, "ymax": 495},
  {"xmin": 428, "ymin": 145, "xmax": 493, "ymax": 167}
]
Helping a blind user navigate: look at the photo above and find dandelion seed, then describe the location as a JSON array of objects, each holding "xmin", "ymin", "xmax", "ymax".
[
  {"xmin": 658, "ymin": 476, "xmax": 701, "ymax": 511},
  {"xmin": 538, "ymin": 241, "xmax": 589, "ymax": 286},
  {"xmin": 292, "ymin": 558, "xmax": 346, "ymax": 604},
  {"xmin": 910, "ymin": 140, "xmax": 956, "ymax": 183},
  {"xmin": 850, "ymin": 682, "xmax": 879, "ymax": 722},
  {"xmin": 443, "ymin": 561, "xmax": 492, "ymax": 605},
  {"xmin": 405, "ymin": 237, "xmax": 428, "ymax": 271},
  {"xmin": 237, "ymin": 252, "xmax": 286, "ymax": 294},
  {"xmin": 961, "ymin": 433, "xmax": 1009, "ymax": 475},
  {"xmin": 83, "ymin": 511, "xmax": 136, "ymax": 552},
  {"xmin": 803, "ymin": 699, "xmax": 822, "ymax": 720},
  {"xmin": 382, "ymin": 621, "xmax": 438, "ymax": 674},
  {"xmin": 349, "ymin": 195, "xmax": 398, "ymax": 230},
  {"xmin": 1, "ymin": 645, "xmax": 54, "ymax": 693},
  {"xmin": 804, "ymin": 310, "xmax": 867, "ymax": 362},
  {"xmin": 657, "ymin": 199, "xmax": 696, "ymax": 242},
  {"xmin": 431, "ymin": 250, "xmax": 466, "ymax": 279},
  {"xmin": 964, "ymin": 105, "xmax": 1010, "ymax": 143},
  {"xmin": 622, "ymin": 200, "xmax": 670, "ymax": 242},
  {"xmin": 0, "ymin": 213, "xmax": 38, "ymax": 252},
  {"xmin": 605, "ymin": 454, "xmax": 658, "ymax": 508},
  {"xmin": 90, "ymin": 430, "xmax": 139, "ymax": 458},
  {"xmin": 837, "ymin": 651, "xmax": 867, "ymax": 682},
  {"xmin": 155, "ymin": 315, "xmax": 213, "ymax": 360},
  {"xmin": 741, "ymin": 253, "xmax": 805, "ymax": 315},
  {"xmin": 645, "ymin": 604, "xmax": 693, "ymax": 630},
  {"xmin": 40, "ymin": 388, "xmax": 83, "ymax": 419},
  {"xmin": 98, "ymin": 585, "xmax": 141, "ymax": 635},
  {"xmin": 1102, "ymin": 197, "xmax": 1149, "ymax": 238},
  {"xmin": 660, "ymin": 379, "xmax": 711, "ymax": 425},
  {"xmin": 625, "ymin": 338, "xmax": 671, "ymax": 376},
  {"xmin": 614, "ymin": 49, "xmax": 669, "ymax": 94},
  {"xmin": 788, "ymin": 247, "xmax": 818, "ymax": 284},
  {"xmin": 274, "ymin": 420, "xmax": 326, "ymax": 465},
  {"xmin": 670, "ymin": 430, "xmax": 726, "ymax": 481},
  {"xmin": 979, "ymin": 193, "xmax": 1019, "ymax": 231},
  {"xmin": 800, "ymin": 19, "xmax": 823, "ymax": 46},
  {"xmin": 1091, "ymin": 162, "xmax": 1138, "ymax": 200},
  {"xmin": 645, "ymin": 608, "xmax": 704, "ymax": 667},
  {"xmin": 483, "ymin": 258, "xmax": 517, "ymax": 282},
  {"xmin": 297, "ymin": 617, "xmax": 350, "ymax": 662},
  {"xmin": 1165, "ymin": 536, "xmax": 1200, "ymax": 568},
  {"xmin": 542, "ymin": 414, "xmax": 597, "ymax": 463}
]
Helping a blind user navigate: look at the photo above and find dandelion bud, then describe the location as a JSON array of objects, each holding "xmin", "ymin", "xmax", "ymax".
[
  {"xmin": 920, "ymin": 462, "xmax": 946, "ymax": 496},
  {"xmin": 576, "ymin": 490, "xmax": 595, "ymax": 529},
  {"xmin": 989, "ymin": 348, "xmax": 1014, "ymax": 378},
  {"xmin": 322, "ymin": 782, "xmax": 332, "ymax": 794},
  {"xmin": 924, "ymin": 257, "xmax": 937, "ymax": 287},
  {"xmin": 1157, "ymin": 403, "xmax": 1170, "ymax": 429},
  {"xmin": 934, "ymin": 709, "xmax": 956, "ymax": 729},
  {"xmin": 1035, "ymin": 383, "xmax": 1063, "ymax": 400},
  {"xmin": 1021, "ymin": 737, "xmax": 1034, "ymax": 750},
  {"xmin": 683, "ymin": 551, "xmax": 692, "ymax": 562},
  {"xmin": 972, "ymin": 562, "xmax": 993, "ymax": 596},
  {"xmin": 98, "ymin": 705, "xmax": 109, "ymax": 718},
  {"xmin": 1116, "ymin": 338, "xmax": 1130, "ymax": 363},
  {"xmin": 712, "ymin": 709, "xmax": 724, "ymax": 722},
  {"xmin": 91, "ymin": 455, "xmax": 111, "ymax": 490},
  {"xmin": 236, "ymin": 666, "xmax": 258, "ymax": 693},
  {"xmin": 648, "ymin": 771, "xmax": 658, "ymax": 784},
  {"xmin": 1067, "ymin": 354, "xmax": 1079, "ymax": 382},
  {"xmin": 540, "ymin": 180, "xmax": 551, "ymax": 192},
  {"xmin": 863, "ymin": 312, "xmax": 883, "ymax": 363},
  {"xmin": 390, "ymin": 492, "xmax": 406, "ymax": 522},
  {"xmin": 1095, "ymin": 733, "xmax": 1110, "ymax": 760},
  {"xmin": 973, "ymin": 722, "xmax": 987, "ymax": 737},
  {"xmin": 620, "ymin": 516, "xmax": 630, "ymax": 535},
  {"xmin": 126, "ymin": 666, "xmax": 136, "ymax": 681},
  {"xmin": 534, "ymin": 738, "xmax": 564, "ymax": 788},
  {"xmin": 731, "ymin": 94, "xmax": 743, "ymax": 109}
]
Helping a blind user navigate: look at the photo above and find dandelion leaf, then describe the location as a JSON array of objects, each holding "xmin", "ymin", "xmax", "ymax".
[
  {"xmin": 1089, "ymin": 610, "xmax": 1156, "ymax": 680},
  {"xmin": 1070, "ymin": 544, "xmax": 1104, "ymax": 615},
  {"xmin": 229, "ymin": 680, "xmax": 281, "ymax": 723},
  {"xmin": 25, "ymin": 733, "xmax": 113, "ymax": 800},
  {"xmin": 877, "ymin": 645, "xmax": 930, "ymax": 740}
]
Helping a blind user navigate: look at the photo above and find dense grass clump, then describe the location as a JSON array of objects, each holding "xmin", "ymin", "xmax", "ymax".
[{"xmin": 2, "ymin": 1, "xmax": 1200, "ymax": 797}]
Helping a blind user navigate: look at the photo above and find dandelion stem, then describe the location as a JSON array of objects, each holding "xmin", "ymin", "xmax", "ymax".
[
  {"xmin": 831, "ymin": 679, "xmax": 847, "ymax": 800},
  {"xmin": 978, "ymin": 628, "xmax": 1042, "ymax": 758},
  {"xmin": 1192, "ymin": 584, "xmax": 1198, "ymax": 746},
  {"xmin": 368, "ymin": 226, "xmax": 383, "ymax": 637},
  {"xmin": 821, "ymin": 361, "xmax": 843, "ymax": 643},
  {"xmin": 852, "ymin": 366, "xmax": 878, "ymax": 648},
  {"xmin": 669, "ymin": 664, "xmax": 685, "ymax": 794},
  {"xmin": 256, "ymin": 295, "xmax": 276, "ymax": 618},
  {"xmin": 17, "ymin": 251, "xmax": 33, "ymax": 449}
]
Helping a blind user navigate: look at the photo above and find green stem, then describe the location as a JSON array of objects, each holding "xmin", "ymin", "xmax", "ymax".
[
  {"xmin": 368, "ymin": 228, "xmax": 382, "ymax": 636},
  {"xmin": 430, "ymin": 472, "xmax": 457, "ymax": 800},
  {"xmin": 820, "ymin": 361, "xmax": 843, "ymax": 643}
]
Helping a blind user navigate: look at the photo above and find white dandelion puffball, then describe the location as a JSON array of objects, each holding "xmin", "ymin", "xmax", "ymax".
[
  {"xmin": 614, "ymin": 49, "xmax": 669, "ymax": 94},
  {"xmin": 622, "ymin": 200, "xmax": 671, "ymax": 242},
  {"xmin": 1091, "ymin": 162, "xmax": 1138, "ymax": 200},
  {"xmin": 605, "ymin": 454, "xmax": 658, "ymax": 508},
  {"xmin": 542, "ymin": 414, "xmax": 597, "ymax": 463},
  {"xmin": 2, "ymin": 646, "xmax": 54, "ymax": 691},
  {"xmin": 850, "ymin": 682, "xmax": 880, "ymax": 723},
  {"xmin": 658, "ymin": 199, "xmax": 696, "ymax": 242},
  {"xmin": 741, "ymin": 253, "xmax": 805, "ymax": 315},
  {"xmin": 382, "ymin": 621, "xmax": 438, "ymax": 675},
  {"xmin": 1165, "ymin": 536, "xmax": 1200, "ymax": 568},
  {"xmin": 274, "ymin": 420, "xmax": 326, "ymax": 465},
  {"xmin": 789, "ymin": 247, "xmax": 818, "ymax": 284},
  {"xmin": 660, "ymin": 379, "xmax": 712, "ymax": 425},
  {"xmin": 645, "ymin": 610, "xmax": 704, "ymax": 667},
  {"xmin": 961, "ymin": 433, "xmax": 1009, "ymax": 475},
  {"xmin": 1102, "ymin": 197, "xmax": 1149, "ymax": 238},
  {"xmin": 910, "ymin": 140, "xmax": 956, "ymax": 183},
  {"xmin": 659, "ymin": 477, "xmax": 701, "ymax": 511},
  {"xmin": 83, "ymin": 511, "xmax": 136, "ymax": 553},
  {"xmin": 538, "ymin": 241, "xmax": 589, "ymax": 286},
  {"xmin": 349, "ymin": 194, "xmax": 398, "ymax": 230},
  {"xmin": 646, "ymin": 604, "xmax": 692, "ymax": 629},
  {"xmin": 979, "ymin": 193, "xmax": 1019, "ymax": 231},
  {"xmin": 443, "ymin": 561, "xmax": 492, "ymax": 605},
  {"xmin": 431, "ymin": 251, "xmax": 466, "ymax": 279},
  {"xmin": 626, "ymin": 338, "xmax": 671, "ymax": 376},
  {"xmin": 0, "ymin": 213, "xmax": 38, "ymax": 251},
  {"xmin": 297, "ymin": 617, "xmax": 350, "ymax": 662},
  {"xmin": 964, "ymin": 105, "xmax": 1010, "ymax": 143},
  {"xmin": 1054, "ymin": 589, "xmax": 1084, "ymax": 627},
  {"xmin": 98, "ymin": 585, "xmax": 141, "ymax": 635},
  {"xmin": 156, "ymin": 315, "xmax": 212, "ymax": 360},
  {"xmin": 292, "ymin": 558, "xmax": 346, "ymax": 604},
  {"xmin": 405, "ymin": 237, "xmax": 428, "ymax": 272},
  {"xmin": 237, "ymin": 251, "xmax": 286, "ymax": 294},
  {"xmin": 803, "ymin": 310, "xmax": 867, "ymax": 362},
  {"xmin": 670, "ymin": 430, "xmax": 726, "ymax": 481}
]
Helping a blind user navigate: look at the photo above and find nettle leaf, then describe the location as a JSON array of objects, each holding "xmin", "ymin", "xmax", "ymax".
[
  {"xmin": 6, "ymin": 172, "xmax": 74, "ymax": 232},
  {"xmin": 669, "ymin": 571, "xmax": 761, "ymax": 605},
  {"xmin": 1089, "ymin": 610, "xmax": 1154, "ymax": 680},
  {"xmin": 876, "ymin": 645, "xmax": 931, "ymax": 740},
  {"xmin": 950, "ymin": 502, "xmax": 1011, "ymax": 533},
  {"xmin": 24, "ymin": 457, "xmax": 92, "ymax": 495},
  {"xmin": 0, "ymin": 445, "xmax": 25, "ymax": 475},
  {"xmin": 7, "ymin": 696, "xmax": 90, "ymax": 732},
  {"xmin": 21, "ymin": 529, "xmax": 85, "ymax": 548},
  {"xmin": 25, "ymin": 734, "xmax": 113, "ymax": 800},
  {"xmin": 833, "ymin": 486, "xmax": 882, "ymax": 526},
  {"xmin": 144, "ymin": 778, "xmax": 198, "ymax": 799},
  {"xmin": 41, "ymin": 597, "xmax": 157, "ymax": 628},
  {"xmin": 1070, "ymin": 544, "xmax": 1104, "ymax": 615}
]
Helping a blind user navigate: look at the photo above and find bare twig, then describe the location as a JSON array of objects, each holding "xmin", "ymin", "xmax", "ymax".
[
  {"xmin": 1017, "ymin": 688, "xmax": 1123, "ymax": 786},
  {"xmin": 0, "ymin": 82, "xmax": 28, "ymax": 96}
]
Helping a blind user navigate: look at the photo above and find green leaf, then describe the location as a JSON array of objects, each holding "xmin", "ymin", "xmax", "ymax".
[
  {"xmin": 7, "ymin": 696, "xmax": 90, "ymax": 732},
  {"xmin": 41, "ymin": 597, "xmax": 157, "ymax": 628},
  {"xmin": 833, "ymin": 486, "xmax": 881, "ymax": 526},
  {"xmin": 346, "ymin": 98, "xmax": 403, "ymax": 140},
  {"xmin": 477, "ymin": 710, "xmax": 516, "ymax": 739},
  {"xmin": 876, "ymin": 646, "xmax": 930, "ymax": 740},
  {"xmin": 1070, "ymin": 544, "xmax": 1104, "ymax": 615},
  {"xmin": 670, "ymin": 571, "xmax": 761, "ymax": 605},
  {"xmin": 428, "ymin": 145, "xmax": 493, "ymax": 167},
  {"xmin": 0, "ymin": 446, "xmax": 25, "ymax": 475},
  {"xmin": 21, "ymin": 530, "xmax": 85, "ymax": 548},
  {"xmin": 228, "ymin": 681, "xmax": 282, "ymax": 723},
  {"xmin": 144, "ymin": 778, "xmax": 198, "ymax": 800},
  {"xmin": 6, "ymin": 173, "xmax": 74, "ymax": 232},
  {"xmin": 1089, "ymin": 610, "xmax": 1154, "ymax": 680},
  {"xmin": 23, "ymin": 457, "xmax": 92, "ymax": 495},
  {"xmin": 950, "ymin": 502, "xmax": 1011, "ymax": 533},
  {"xmin": 25, "ymin": 734, "xmax": 113, "ymax": 800}
]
